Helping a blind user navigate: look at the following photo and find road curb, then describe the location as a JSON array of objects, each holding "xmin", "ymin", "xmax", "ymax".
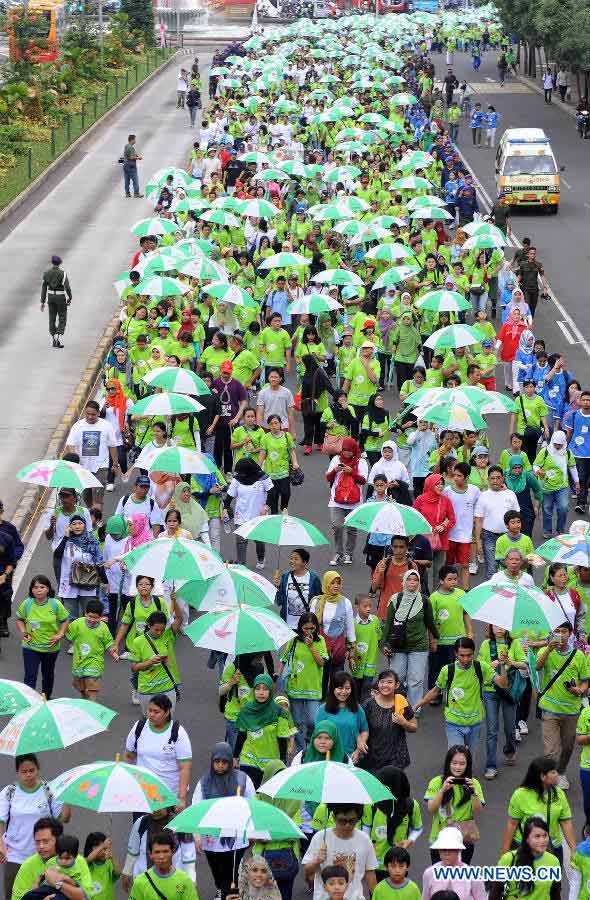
[
  {"xmin": 11, "ymin": 314, "xmax": 120, "ymax": 534},
  {"xmin": 516, "ymin": 72, "xmax": 578, "ymax": 121},
  {"xmin": 0, "ymin": 50, "xmax": 180, "ymax": 226}
]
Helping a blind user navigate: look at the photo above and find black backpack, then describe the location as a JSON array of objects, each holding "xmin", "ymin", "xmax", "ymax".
[
  {"xmin": 132, "ymin": 717, "xmax": 180, "ymax": 752},
  {"xmin": 444, "ymin": 661, "xmax": 484, "ymax": 706}
]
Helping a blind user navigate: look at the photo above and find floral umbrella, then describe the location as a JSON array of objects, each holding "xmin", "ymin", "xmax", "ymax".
[
  {"xmin": 17, "ymin": 459, "xmax": 101, "ymax": 491},
  {"xmin": 0, "ymin": 699, "xmax": 116, "ymax": 756},
  {"xmin": 49, "ymin": 758, "xmax": 178, "ymax": 813}
]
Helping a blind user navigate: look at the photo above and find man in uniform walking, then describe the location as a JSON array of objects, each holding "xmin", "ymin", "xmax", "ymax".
[{"xmin": 40, "ymin": 255, "xmax": 72, "ymax": 348}]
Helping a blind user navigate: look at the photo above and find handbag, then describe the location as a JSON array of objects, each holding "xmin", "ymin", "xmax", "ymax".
[
  {"xmin": 322, "ymin": 433, "xmax": 344, "ymax": 456},
  {"xmin": 387, "ymin": 593, "xmax": 417, "ymax": 651},
  {"xmin": 489, "ymin": 639, "xmax": 526, "ymax": 705},
  {"xmin": 519, "ymin": 396, "xmax": 542, "ymax": 444},
  {"xmin": 70, "ymin": 562, "xmax": 100, "ymax": 588},
  {"xmin": 323, "ymin": 631, "xmax": 347, "ymax": 665},
  {"xmin": 447, "ymin": 818, "xmax": 480, "ymax": 843}
]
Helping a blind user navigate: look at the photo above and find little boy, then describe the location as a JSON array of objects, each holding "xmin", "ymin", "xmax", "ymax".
[
  {"xmin": 352, "ymin": 595, "xmax": 382, "ymax": 701},
  {"xmin": 498, "ymin": 432, "xmax": 532, "ymax": 472},
  {"xmin": 428, "ymin": 566, "xmax": 469, "ymax": 698},
  {"xmin": 321, "ymin": 864, "xmax": 349, "ymax": 900},
  {"xmin": 472, "ymin": 338, "xmax": 497, "ymax": 391},
  {"xmin": 337, "ymin": 328, "xmax": 356, "ymax": 387},
  {"xmin": 372, "ymin": 847, "xmax": 420, "ymax": 900},
  {"xmin": 495, "ymin": 511, "xmax": 534, "ymax": 566},
  {"xmin": 67, "ymin": 599, "xmax": 119, "ymax": 702},
  {"xmin": 424, "ymin": 354, "xmax": 443, "ymax": 388},
  {"xmin": 37, "ymin": 835, "xmax": 93, "ymax": 898}
]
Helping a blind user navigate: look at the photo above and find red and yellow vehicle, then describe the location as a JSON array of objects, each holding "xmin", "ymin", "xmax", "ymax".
[{"xmin": 8, "ymin": 1, "xmax": 61, "ymax": 64}]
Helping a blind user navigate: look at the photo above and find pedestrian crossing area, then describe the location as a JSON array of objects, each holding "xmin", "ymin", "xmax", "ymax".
[{"xmin": 470, "ymin": 81, "xmax": 533, "ymax": 93}]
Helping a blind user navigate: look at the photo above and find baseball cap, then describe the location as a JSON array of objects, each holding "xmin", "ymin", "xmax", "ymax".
[
  {"xmin": 220, "ymin": 360, "xmax": 233, "ymax": 373},
  {"xmin": 361, "ymin": 319, "xmax": 375, "ymax": 331},
  {"xmin": 361, "ymin": 341, "xmax": 375, "ymax": 349},
  {"xmin": 473, "ymin": 445, "xmax": 489, "ymax": 457},
  {"xmin": 135, "ymin": 475, "xmax": 151, "ymax": 487}
]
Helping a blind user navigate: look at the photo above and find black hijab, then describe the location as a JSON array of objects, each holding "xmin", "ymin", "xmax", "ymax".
[
  {"xmin": 366, "ymin": 393, "xmax": 388, "ymax": 425},
  {"xmin": 234, "ymin": 457, "xmax": 265, "ymax": 486},
  {"xmin": 375, "ymin": 766, "xmax": 413, "ymax": 844}
]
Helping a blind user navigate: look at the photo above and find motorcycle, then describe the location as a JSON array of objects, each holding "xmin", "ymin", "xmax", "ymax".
[{"xmin": 577, "ymin": 109, "xmax": 590, "ymax": 139}]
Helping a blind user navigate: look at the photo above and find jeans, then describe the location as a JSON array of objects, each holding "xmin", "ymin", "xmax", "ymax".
[
  {"xmin": 209, "ymin": 517, "xmax": 221, "ymax": 555},
  {"xmin": 23, "ymin": 647, "xmax": 59, "ymax": 699},
  {"xmin": 390, "ymin": 650, "xmax": 428, "ymax": 711},
  {"xmin": 63, "ymin": 595, "xmax": 94, "ymax": 620},
  {"xmin": 123, "ymin": 163, "xmax": 139, "ymax": 196},
  {"xmin": 481, "ymin": 529, "xmax": 500, "ymax": 579},
  {"xmin": 470, "ymin": 289, "xmax": 488, "ymax": 314},
  {"xmin": 330, "ymin": 506, "xmax": 358, "ymax": 557},
  {"xmin": 450, "ymin": 123, "xmax": 459, "ymax": 142},
  {"xmin": 189, "ymin": 105, "xmax": 198, "ymax": 126},
  {"xmin": 290, "ymin": 698, "xmax": 320, "ymax": 752},
  {"xmin": 576, "ymin": 457, "xmax": 590, "ymax": 507},
  {"xmin": 445, "ymin": 720, "xmax": 482, "ymax": 756},
  {"xmin": 224, "ymin": 718, "xmax": 238, "ymax": 753},
  {"xmin": 542, "ymin": 487, "xmax": 569, "ymax": 535},
  {"xmin": 483, "ymin": 691, "xmax": 516, "ymax": 769},
  {"xmin": 236, "ymin": 535, "xmax": 265, "ymax": 566},
  {"xmin": 107, "ymin": 444, "xmax": 128, "ymax": 486}
]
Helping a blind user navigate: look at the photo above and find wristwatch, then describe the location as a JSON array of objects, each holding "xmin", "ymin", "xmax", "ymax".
[{"xmin": 55, "ymin": 881, "xmax": 64, "ymax": 891}]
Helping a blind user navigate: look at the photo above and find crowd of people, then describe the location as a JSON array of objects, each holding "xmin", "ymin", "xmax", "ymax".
[{"xmin": 3, "ymin": 7, "xmax": 590, "ymax": 900}]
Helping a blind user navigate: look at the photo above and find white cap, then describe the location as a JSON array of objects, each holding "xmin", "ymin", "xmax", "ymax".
[{"xmin": 430, "ymin": 827, "xmax": 465, "ymax": 851}]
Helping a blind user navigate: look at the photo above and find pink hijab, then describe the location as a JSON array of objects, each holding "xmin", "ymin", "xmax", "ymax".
[{"xmin": 125, "ymin": 514, "xmax": 152, "ymax": 551}]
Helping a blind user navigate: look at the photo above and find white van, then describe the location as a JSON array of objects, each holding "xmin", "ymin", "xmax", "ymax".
[{"xmin": 495, "ymin": 128, "xmax": 560, "ymax": 213}]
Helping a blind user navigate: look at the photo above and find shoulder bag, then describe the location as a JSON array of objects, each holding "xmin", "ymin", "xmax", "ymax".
[
  {"xmin": 143, "ymin": 631, "xmax": 181, "ymax": 702},
  {"xmin": 70, "ymin": 561, "xmax": 100, "ymax": 589},
  {"xmin": 387, "ymin": 593, "xmax": 417, "ymax": 651},
  {"xmin": 535, "ymin": 648, "xmax": 576, "ymax": 719},
  {"xmin": 519, "ymin": 395, "xmax": 542, "ymax": 446}
]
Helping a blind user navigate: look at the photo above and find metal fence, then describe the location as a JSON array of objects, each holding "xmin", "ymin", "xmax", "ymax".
[{"xmin": 0, "ymin": 47, "xmax": 173, "ymax": 210}]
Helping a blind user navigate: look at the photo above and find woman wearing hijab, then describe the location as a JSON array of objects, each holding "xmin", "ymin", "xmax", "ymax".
[
  {"xmin": 534, "ymin": 431, "xmax": 580, "ymax": 537},
  {"xmin": 362, "ymin": 767, "xmax": 423, "ymax": 877},
  {"xmin": 495, "ymin": 308, "xmax": 527, "ymax": 393},
  {"xmin": 413, "ymin": 474, "xmax": 456, "ymax": 585},
  {"xmin": 361, "ymin": 394, "xmax": 392, "ymax": 468},
  {"xmin": 105, "ymin": 345, "xmax": 135, "ymax": 398},
  {"xmin": 292, "ymin": 721, "xmax": 348, "ymax": 838},
  {"xmin": 320, "ymin": 391, "xmax": 357, "ymax": 456},
  {"xmin": 220, "ymin": 652, "xmax": 277, "ymax": 752},
  {"xmin": 225, "ymin": 458, "xmax": 274, "ymax": 568},
  {"xmin": 367, "ymin": 441, "xmax": 411, "ymax": 497},
  {"xmin": 102, "ymin": 379, "xmax": 132, "ymax": 491},
  {"xmin": 56, "ymin": 514, "xmax": 105, "ymax": 621},
  {"xmin": 504, "ymin": 287, "xmax": 532, "ymax": 327},
  {"xmin": 235, "ymin": 855, "xmax": 282, "ymax": 900},
  {"xmin": 125, "ymin": 513, "xmax": 153, "ymax": 551},
  {"xmin": 512, "ymin": 329, "xmax": 535, "ymax": 396},
  {"xmin": 192, "ymin": 742, "xmax": 256, "ymax": 898},
  {"xmin": 504, "ymin": 455, "xmax": 543, "ymax": 538},
  {"xmin": 380, "ymin": 569, "xmax": 438, "ymax": 712},
  {"xmin": 390, "ymin": 312, "xmax": 422, "ymax": 393},
  {"xmin": 326, "ymin": 438, "xmax": 368, "ymax": 567},
  {"xmin": 300, "ymin": 355, "xmax": 337, "ymax": 455},
  {"xmin": 234, "ymin": 674, "xmax": 291, "ymax": 789},
  {"xmin": 254, "ymin": 761, "xmax": 302, "ymax": 900},
  {"xmin": 170, "ymin": 482, "xmax": 210, "ymax": 545},
  {"xmin": 310, "ymin": 572, "xmax": 356, "ymax": 697},
  {"xmin": 102, "ymin": 515, "xmax": 130, "ymax": 635}
]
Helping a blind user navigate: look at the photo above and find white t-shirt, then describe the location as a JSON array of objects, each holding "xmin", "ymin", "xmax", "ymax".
[
  {"xmin": 115, "ymin": 494, "xmax": 165, "ymax": 529},
  {"xmin": 103, "ymin": 534, "xmax": 132, "ymax": 594},
  {"xmin": 0, "ymin": 783, "xmax": 63, "ymax": 863},
  {"xmin": 66, "ymin": 417, "xmax": 117, "ymax": 472},
  {"xmin": 489, "ymin": 571, "xmax": 535, "ymax": 589},
  {"xmin": 310, "ymin": 595, "xmax": 356, "ymax": 643},
  {"xmin": 103, "ymin": 399, "xmax": 133, "ymax": 445},
  {"xmin": 302, "ymin": 828, "xmax": 378, "ymax": 900},
  {"xmin": 474, "ymin": 488, "xmax": 520, "ymax": 534},
  {"xmin": 284, "ymin": 570, "xmax": 311, "ymax": 629},
  {"xmin": 226, "ymin": 477, "xmax": 273, "ymax": 526},
  {"xmin": 190, "ymin": 773, "xmax": 256, "ymax": 852},
  {"xmin": 444, "ymin": 484, "xmax": 481, "ymax": 543},
  {"xmin": 125, "ymin": 720, "xmax": 192, "ymax": 795}
]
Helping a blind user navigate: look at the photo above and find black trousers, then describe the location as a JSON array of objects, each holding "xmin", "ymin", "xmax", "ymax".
[
  {"xmin": 23, "ymin": 647, "xmax": 58, "ymax": 699},
  {"xmin": 268, "ymin": 476, "xmax": 290, "ymax": 514},
  {"xmin": 523, "ymin": 288, "xmax": 539, "ymax": 317},
  {"xmin": 395, "ymin": 360, "xmax": 415, "ymax": 392},
  {"xmin": 48, "ymin": 295, "xmax": 67, "ymax": 336},
  {"xmin": 302, "ymin": 412, "xmax": 325, "ymax": 447},
  {"xmin": 214, "ymin": 421, "xmax": 233, "ymax": 473},
  {"xmin": 205, "ymin": 847, "xmax": 247, "ymax": 898}
]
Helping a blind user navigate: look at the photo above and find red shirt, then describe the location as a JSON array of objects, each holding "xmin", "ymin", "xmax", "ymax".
[{"xmin": 497, "ymin": 321, "xmax": 526, "ymax": 362}]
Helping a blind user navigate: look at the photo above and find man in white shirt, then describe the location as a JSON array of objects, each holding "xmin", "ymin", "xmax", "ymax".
[
  {"xmin": 115, "ymin": 475, "xmax": 165, "ymax": 536},
  {"xmin": 303, "ymin": 805, "xmax": 377, "ymax": 900},
  {"xmin": 474, "ymin": 466, "xmax": 520, "ymax": 580},
  {"xmin": 443, "ymin": 462, "xmax": 481, "ymax": 591},
  {"xmin": 202, "ymin": 147, "xmax": 222, "ymax": 186},
  {"xmin": 65, "ymin": 401, "xmax": 118, "ymax": 507}
]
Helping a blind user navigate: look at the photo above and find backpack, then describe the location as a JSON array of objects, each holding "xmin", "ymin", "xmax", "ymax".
[
  {"xmin": 132, "ymin": 717, "xmax": 180, "ymax": 752},
  {"xmin": 121, "ymin": 495, "xmax": 155, "ymax": 517},
  {"xmin": 128, "ymin": 595, "xmax": 162, "ymax": 629},
  {"xmin": 334, "ymin": 469, "xmax": 361, "ymax": 505},
  {"xmin": 444, "ymin": 661, "xmax": 484, "ymax": 706},
  {"xmin": 4, "ymin": 782, "xmax": 55, "ymax": 828},
  {"xmin": 23, "ymin": 597, "xmax": 59, "ymax": 618}
]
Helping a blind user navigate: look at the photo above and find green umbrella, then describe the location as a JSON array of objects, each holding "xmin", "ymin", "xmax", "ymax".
[
  {"xmin": 415, "ymin": 399, "xmax": 487, "ymax": 432},
  {"xmin": 404, "ymin": 386, "xmax": 516, "ymax": 415},
  {"xmin": 324, "ymin": 165, "xmax": 362, "ymax": 183},
  {"xmin": 134, "ymin": 445, "xmax": 218, "ymax": 475},
  {"xmin": 287, "ymin": 293, "xmax": 343, "ymax": 316},
  {"xmin": 234, "ymin": 514, "xmax": 328, "ymax": 547},
  {"xmin": 179, "ymin": 258, "xmax": 228, "ymax": 281},
  {"xmin": 131, "ymin": 218, "xmax": 178, "ymax": 237},
  {"xmin": 239, "ymin": 199, "xmax": 282, "ymax": 218},
  {"xmin": 313, "ymin": 268, "xmax": 364, "ymax": 287},
  {"xmin": 391, "ymin": 176, "xmax": 433, "ymax": 191},
  {"xmin": 199, "ymin": 209, "xmax": 241, "ymax": 228},
  {"xmin": 424, "ymin": 324, "xmax": 482, "ymax": 351},
  {"xmin": 344, "ymin": 501, "xmax": 432, "ymax": 536},
  {"xmin": 185, "ymin": 605, "xmax": 295, "ymax": 654},
  {"xmin": 409, "ymin": 207, "xmax": 453, "ymax": 221},
  {"xmin": 258, "ymin": 252, "xmax": 311, "ymax": 270},
  {"xmin": 49, "ymin": 759, "xmax": 178, "ymax": 813},
  {"xmin": 129, "ymin": 393, "xmax": 204, "ymax": 416},
  {"xmin": 260, "ymin": 760, "xmax": 394, "ymax": 805},
  {"xmin": 0, "ymin": 699, "xmax": 116, "ymax": 756},
  {"xmin": 176, "ymin": 565, "xmax": 276, "ymax": 611},
  {"xmin": 390, "ymin": 92, "xmax": 419, "ymax": 105},
  {"xmin": 407, "ymin": 195, "xmax": 447, "ymax": 209},
  {"xmin": 0, "ymin": 680, "xmax": 42, "ymax": 716},
  {"xmin": 149, "ymin": 166, "xmax": 192, "ymax": 187},
  {"xmin": 462, "ymin": 233, "xmax": 507, "ymax": 250},
  {"xmin": 365, "ymin": 243, "xmax": 416, "ymax": 263},
  {"xmin": 372, "ymin": 265, "xmax": 421, "ymax": 289},
  {"xmin": 415, "ymin": 289, "xmax": 472, "ymax": 313},
  {"xmin": 459, "ymin": 580, "xmax": 565, "ymax": 633},
  {"xmin": 533, "ymin": 526, "xmax": 590, "ymax": 568},
  {"xmin": 121, "ymin": 537, "xmax": 224, "ymax": 583},
  {"xmin": 169, "ymin": 797, "xmax": 303, "ymax": 841},
  {"xmin": 141, "ymin": 366, "xmax": 211, "ymax": 395},
  {"xmin": 17, "ymin": 459, "xmax": 101, "ymax": 491},
  {"xmin": 134, "ymin": 276, "xmax": 191, "ymax": 297}
]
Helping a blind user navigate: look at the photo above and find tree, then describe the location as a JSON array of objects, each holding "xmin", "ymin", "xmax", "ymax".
[{"xmin": 120, "ymin": 0, "xmax": 154, "ymax": 47}]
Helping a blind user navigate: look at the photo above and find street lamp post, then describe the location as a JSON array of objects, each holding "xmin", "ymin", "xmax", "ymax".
[{"xmin": 98, "ymin": 0, "xmax": 104, "ymax": 72}]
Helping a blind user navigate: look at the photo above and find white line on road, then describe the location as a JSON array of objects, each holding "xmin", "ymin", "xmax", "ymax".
[
  {"xmin": 556, "ymin": 320, "xmax": 575, "ymax": 344},
  {"xmin": 562, "ymin": 178, "xmax": 572, "ymax": 189}
]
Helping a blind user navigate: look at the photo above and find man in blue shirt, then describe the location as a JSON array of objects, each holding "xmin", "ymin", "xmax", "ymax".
[
  {"xmin": 264, "ymin": 275, "xmax": 292, "ymax": 332},
  {"xmin": 470, "ymin": 102, "xmax": 485, "ymax": 147},
  {"xmin": 567, "ymin": 390, "xmax": 590, "ymax": 513}
]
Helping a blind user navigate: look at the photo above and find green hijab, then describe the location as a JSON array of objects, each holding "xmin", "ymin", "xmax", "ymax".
[
  {"xmin": 303, "ymin": 720, "xmax": 346, "ymax": 764},
  {"xmin": 236, "ymin": 674, "xmax": 284, "ymax": 733},
  {"xmin": 105, "ymin": 515, "xmax": 127, "ymax": 538},
  {"xmin": 257, "ymin": 759, "xmax": 301, "ymax": 821},
  {"xmin": 504, "ymin": 454, "xmax": 527, "ymax": 494}
]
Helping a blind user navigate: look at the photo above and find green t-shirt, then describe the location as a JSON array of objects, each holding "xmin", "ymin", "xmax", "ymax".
[
  {"xmin": 239, "ymin": 714, "xmax": 291, "ymax": 770},
  {"xmin": 43, "ymin": 855, "xmax": 93, "ymax": 898},
  {"xmin": 499, "ymin": 448, "xmax": 531, "ymax": 472},
  {"xmin": 495, "ymin": 532, "xmax": 534, "ymax": 562},
  {"xmin": 508, "ymin": 785, "xmax": 572, "ymax": 847},
  {"xmin": 473, "ymin": 350, "xmax": 497, "ymax": 376},
  {"xmin": 362, "ymin": 801, "xmax": 422, "ymax": 868},
  {"xmin": 16, "ymin": 597, "xmax": 70, "ymax": 653},
  {"xmin": 220, "ymin": 663, "xmax": 253, "ymax": 722},
  {"xmin": 430, "ymin": 589, "xmax": 466, "ymax": 645},
  {"xmin": 281, "ymin": 636, "xmax": 328, "ymax": 700},
  {"xmin": 572, "ymin": 843, "xmax": 590, "ymax": 900},
  {"xmin": 231, "ymin": 349, "xmax": 260, "ymax": 386},
  {"xmin": 516, "ymin": 394, "xmax": 548, "ymax": 432},
  {"xmin": 361, "ymin": 414, "xmax": 392, "ymax": 451},
  {"xmin": 497, "ymin": 850, "xmax": 560, "ymax": 899},
  {"xmin": 477, "ymin": 638, "xmax": 526, "ymax": 693},
  {"xmin": 534, "ymin": 446, "xmax": 576, "ymax": 492},
  {"xmin": 232, "ymin": 425, "xmax": 264, "ymax": 465},
  {"xmin": 345, "ymin": 358, "xmax": 380, "ymax": 405},
  {"xmin": 425, "ymin": 366, "xmax": 443, "ymax": 388},
  {"xmin": 88, "ymin": 859, "xmax": 119, "ymax": 899},
  {"xmin": 436, "ymin": 660, "xmax": 495, "ymax": 725},
  {"xmin": 122, "ymin": 596, "xmax": 165, "ymax": 651},
  {"xmin": 66, "ymin": 617, "xmax": 114, "ymax": 677},
  {"xmin": 129, "ymin": 867, "xmax": 198, "ymax": 900},
  {"xmin": 199, "ymin": 345, "xmax": 231, "ymax": 378},
  {"xmin": 11, "ymin": 853, "xmax": 45, "ymax": 900},
  {"xmin": 260, "ymin": 327, "xmax": 291, "ymax": 365},
  {"xmin": 577, "ymin": 705, "xmax": 590, "ymax": 770},
  {"xmin": 372, "ymin": 879, "xmax": 421, "ymax": 900},
  {"xmin": 352, "ymin": 615, "xmax": 382, "ymax": 677},
  {"xmin": 536, "ymin": 647, "xmax": 588, "ymax": 715},
  {"xmin": 260, "ymin": 431, "xmax": 294, "ymax": 479},
  {"xmin": 424, "ymin": 775, "xmax": 485, "ymax": 841},
  {"xmin": 443, "ymin": 351, "xmax": 468, "ymax": 383},
  {"xmin": 131, "ymin": 628, "xmax": 180, "ymax": 695}
]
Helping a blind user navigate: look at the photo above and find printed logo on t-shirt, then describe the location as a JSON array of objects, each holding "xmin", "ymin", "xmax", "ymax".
[
  {"xmin": 357, "ymin": 642, "xmax": 368, "ymax": 655},
  {"xmin": 251, "ymin": 728, "xmax": 263, "ymax": 740},
  {"xmin": 30, "ymin": 620, "xmax": 40, "ymax": 630},
  {"xmin": 136, "ymin": 622, "xmax": 146, "ymax": 633},
  {"xmin": 81, "ymin": 430, "xmax": 100, "ymax": 457},
  {"xmin": 451, "ymin": 686, "xmax": 464, "ymax": 700},
  {"xmin": 355, "ymin": 375, "xmax": 364, "ymax": 384},
  {"xmin": 438, "ymin": 610, "xmax": 450, "ymax": 622},
  {"xmin": 79, "ymin": 643, "xmax": 91, "ymax": 657},
  {"xmin": 270, "ymin": 451, "xmax": 279, "ymax": 461},
  {"xmin": 238, "ymin": 686, "xmax": 250, "ymax": 699}
]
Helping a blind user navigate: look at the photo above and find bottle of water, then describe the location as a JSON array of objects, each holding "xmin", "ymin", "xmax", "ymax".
[{"xmin": 222, "ymin": 513, "xmax": 232, "ymax": 535}]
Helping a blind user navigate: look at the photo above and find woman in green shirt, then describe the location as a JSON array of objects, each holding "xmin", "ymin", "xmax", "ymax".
[
  {"xmin": 491, "ymin": 817, "xmax": 560, "ymax": 900},
  {"xmin": 130, "ymin": 607, "xmax": 182, "ymax": 714},
  {"xmin": 362, "ymin": 767, "xmax": 423, "ymax": 873},
  {"xmin": 391, "ymin": 313, "xmax": 422, "ymax": 392},
  {"xmin": 231, "ymin": 407, "xmax": 264, "ymax": 466},
  {"xmin": 279, "ymin": 612, "xmax": 327, "ymax": 753},
  {"xmin": 197, "ymin": 331, "xmax": 231, "ymax": 378},
  {"xmin": 361, "ymin": 393, "xmax": 392, "ymax": 467},
  {"xmin": 219, "ymin": 652, "xmax": 275, "ymax": 754},
  {"xmin": 233, "ymin": 674, "xmax": 290, "ymax": 789},
  {"xmin": 424, "ymin": 744, "xmax": 484, "ymax": 864},
  {"xmin": 259, "ymin": 415, "xmax": 300, "ymax": 515},
  {"xmin": 16, "ymin": 575, "xmax": 70, "ymax": 700},
  {"xmin": 534, "ymin": 431, "xmax": 580, "ymax": 537}
]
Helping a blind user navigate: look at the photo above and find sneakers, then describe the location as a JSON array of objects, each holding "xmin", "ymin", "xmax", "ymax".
[
  {"xmin": 343, "ymin": 554, "xmax": 353, "ymax": 565},
  {"xmin": 504, "ymin": 753, "xmax": 516, "ymax": 766},
  {"xmin": 131, "ymin": 690, "xmax": 140, "ymax": 706},
  {"xmin": 304, "ymin": 445, "xmax": 312, "ymax": 455},
  {"xmin": 514, "ymin": 727, "xmax": 521, "ymax": 743},
  {"xmin": 575, "ymin": 504, "xmax": 587, "ymax": 514},
  {"xmin": 557, "ymin": 774, "xmax": 570, "ymax": 790},
  {"xmin": 329, "ymin": 554, "xmax": 343, "ymax": 566},
  {"xmin": 484, "ymin": 768, "xmax": 497, "ymax": 779},
  {"xmin": 119, "ymin": 651, "xmax": 130, "ymax": 660},
  {"xmin": 105, "ymin": 483, "xmax": 115, "ymax": 492},
  {"xmin": 477, "ymin": 550, "xmax": 484, "ymax": 564},
  {"xmin": 255, "ymin": 560, "xmax": 266, "ymax": 570},
  {"xmin": 468, "ymin": 561, "xmax": 478, "ymax": 575},
  {"xmin": 518, "ymin": 720, "xmax": 528, "ymax": 735}
]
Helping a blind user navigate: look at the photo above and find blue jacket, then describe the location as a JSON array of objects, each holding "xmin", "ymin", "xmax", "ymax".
[
  {"xmin": 276, "ymin": 569, "xmax": 322, "ymax": 622},
  {"xmin": 470, "ymin": 110, "xmax": 485, "ymax": 128}
]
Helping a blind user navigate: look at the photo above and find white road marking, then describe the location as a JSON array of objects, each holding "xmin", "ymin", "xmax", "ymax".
[
  {"xmin": 562, "ymin": 178, "xmax": 572, "ymax": 189},
  {"xmin": 556, "ymin": 320, "xmax": 575, "ymax": 344},
  {"xmin": 12, "ymin": 505, "xmax": 52, "ymax": 595}
]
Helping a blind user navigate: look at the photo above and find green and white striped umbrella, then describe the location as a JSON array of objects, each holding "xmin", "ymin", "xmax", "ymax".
[
  {"xmin": 17, "ymin": 459, "xmax": 102, "ymax": 491},
  {"xmin": 134, "ymin": 276, "xmax": 191, "ymax": 298},
  {"xmin": 261, "ymin": 760, "xmax": 393, "ymax": 805},
  {"xmin": 258, "ymin": 169, "xmax": 290, "ymax": 183},
  {"xmin": 149, "ymin": 166, "xmax": 192, "ymax": 187},
  {"xmin": 407, "ymin": 195, "xmax": 447, "ymax": 210},
  {"xmin": 287, "ymin": 293, "xmax": 343, "ymax": 316},
  {"xmin": 176, "ymin": 238, "xmax": 216, "ymax": 258},
  {"xmin": 336, "ymin": 196, "xmax": 370, "ymax": 215},
  {"xmin": 370, "ymin": 215, "xmax": 406, "ymax": 229},
  {"xmin": 179, "ymin": 258, "xmax": 229, "ymax": 282},
  {"xmin": 212, "ymin": 196, "xmax": 245, "ymax": 212},
  {"xmin": 365, "ymin": 243, "xmax": 416, "ymax": 263},
  {"xmin": 409, "ymin": 206, "xmax": 453, "ymax": 221},
  {"xmin": 239, "ymin": 151, "xmax": 271, "ymax": 165},
  {"xmin": 358, "ymin": 112, "xmax": 388, "ymax": 125},
  {"xmin": 134, "ymin": 253, "xmax": 179, "ymax": 276},
  {"xmin": 169, "ymin": 797, "xmax": 303, "ymax": 841},
  {"xmin": 333, "ymin": 220, "xmax": 371, "ymax": 239},
  {"xmin": 400, "ymin": 150, "xmax": 435, "ymax": 169},
  {"xmin": 344, "ymin": 501, "xmax": 432, "ymax": 536},
  {"xmin": 277, "ymin": 159, "xmax": 316, "ymax": 178},
  {"xmin": 258, "ymin": 252, "xmax": 311, "ymax": 271},
  {"xmin": 201, "ymin": 282, "xmax": 257, "ymax": 308},
  {"xmin": 130, "ymin": 393, "xmax": 204, "ymax": 417},
  {"xmin": 199, "ymin": 209, "xmax": 241, "ymax": 228},
  {"xmin": 424, "ymin": 324, "xmax": 482, "ymax": 350},
  {"xmin": 535, "ymin": 525, "xmax": 590, "ymax": 567},
  {"xmin": 391, "ymin": 176, "xmax": 433, "ymax": 191},
  {"xmin": 313, "ymin": 268, "xmax": 364, "ymax": 287},
  {"xmin": 310, "ymin": 203, "xmax": 352, "ymax": 222},
  {"xmin": 141, "ymin": 367, "xmax": 211, "ymax": 396},
  {"xmin": 390, "ymin": 92, "xmax": 419, "ymax": 106},
  {"xmin": 324, "ymin": 166, "xmax": 362, "ymax": 183},
  {"xmin": 176, "ymin": 565, "xmax": 276, "ymax": 611},
  {"xmin": 416, "ymin": 290, "xmax": 472, "ymax": 313},
  {"xmin": 185, "ymin": 605, "xmax": 294, "ymax": 654},
  {"xmin": 459, "ymin": 580, "xmax": 564, "ymax": 633},
  {"xmin": 405, "ymin": 386, "xmax": 516, "ymax": 415},
  {"xmin": 121, "ymin": 537, "xmax": 224, "ymax": 582},
  {"xmin": 461, "ymin": 222, "xmax": 507, "ymax": 241},
  {"xmin": 372, "ymin": 265, "xmax": 421, "ymax": 290},
  {"xmin": 235, "ymin": 514, "xmax": 328, "ymax": 547},
  {"xmin": 349, "ymin": 225, "xmax": 393, "ymax": 246},
  {"xmin": 416, "ymin": 399, "xmax": 487, "ymax": 432},
  {"xmin": 0, "ymin": 699, "xmax": 115, "ymax": 756},
  {"xmin": 134, "ymin": 445, "xmax": 218, "ymax": 475},
  {"xmin": 131, "ymin": 218, "xmax": 178, "ymax": 237},
  {"xmin": 49, "ymin": 759, "xmax": 178, "ymax": 813},
  {"xmin": 239, "ymin": 199, "xmax": 282, "ymax": 219},
  {"xmin": 462, "ymin": 233, "xmax": 507, "ymax": 250},
  {"xmin": 0, "ymin": 680, "xmax": 42, "ymax": 716}
]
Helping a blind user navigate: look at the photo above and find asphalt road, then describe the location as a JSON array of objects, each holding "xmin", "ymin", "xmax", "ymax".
[{"xmin": 1, "ymin": 44, "xmax": 589, "ymax": 894}]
